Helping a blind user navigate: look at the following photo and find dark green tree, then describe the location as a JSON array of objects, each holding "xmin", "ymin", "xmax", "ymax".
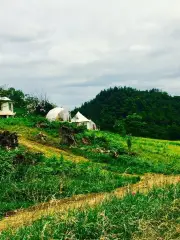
[{"xmin": 73, "ymin": 86, "xmax": 180, "ymax": 140}]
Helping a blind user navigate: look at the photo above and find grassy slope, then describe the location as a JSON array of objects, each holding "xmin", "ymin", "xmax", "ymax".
[
  {"xmin": 1, "ymin": 117, "xmax": 179, "ymax": 171},
  {"xmin": 0, "ymin": 173, "xmax": 179, "ymax": 233},
  {"xmin": 95, "ymin": 131, "xmax": 180, "ymax": 165},
  {"xmin": 0, "ymin": 118, "xmax": 140, "ymax": 218},
  {"xmin": 71, "ymin": 130, "xmax": 180, "ymax": 175},
  {"xmin": 0, "ymin": 117, "xmax": 179, "ymax": 238},
  {"xmin": 1, "ymin": 184, "xmax": 180, "ymax": 240}
]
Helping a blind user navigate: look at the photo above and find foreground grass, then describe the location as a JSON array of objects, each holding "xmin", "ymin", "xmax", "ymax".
[
  {"xmin": 1, "ymin": 184, "xmax": 179, "ymax": 240},
  {"xmin": 0, "ymin": 117, "xmax": 179, "ymax": 239},
  {"xmin": 0, "ymin": 148, "xmax": 139, "ymax": 219}
]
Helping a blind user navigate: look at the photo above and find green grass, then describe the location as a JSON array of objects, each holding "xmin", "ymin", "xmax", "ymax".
[
  {"xmin": 0, "ymin": 116, "xmax": 179, "ymax": 239},
  {"xmin": 1, "ymin": 184, "xmax": 179, "ymax": 240},
  {"xmin": 0, "ymin": 148, "xmax": 139, "ymax": 218},
  {"xmin": 72, "ymin": 130, "xmax": 180, "ymax": 175},
  {"xmin": 0, "ymin": 117, "xmax": 60, "ymax": 147},
  {"xmin": 1, "ymin": 117, "xmax": 180, "ymax": 176}
]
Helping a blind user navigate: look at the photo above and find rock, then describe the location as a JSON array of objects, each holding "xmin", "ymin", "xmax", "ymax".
[
  {"xmin": 0, "ymin": 131, "xmax": 18, "ymax": 149},
  {"xmin": 37, "ymin": 132, "xmax": 47, "ymax": 142}
]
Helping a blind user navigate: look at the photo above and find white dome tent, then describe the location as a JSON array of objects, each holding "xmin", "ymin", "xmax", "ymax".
[
  {"xmin": 71, "ymin": 112, "xmax": 97, "ymax": 130},
  {"xmin": 46, "ymin": 107, "xmax": 70, "ymax": 122}
]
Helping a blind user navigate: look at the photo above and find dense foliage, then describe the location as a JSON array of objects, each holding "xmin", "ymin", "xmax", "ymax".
[{"xmin": 73, "ymin": 87, "xmax": 180, "ymax": 140}]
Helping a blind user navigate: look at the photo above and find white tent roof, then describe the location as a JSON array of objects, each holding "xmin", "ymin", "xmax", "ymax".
[
  {"xmin": 46, "ymin": 107, "xmax": 70, "ymax": 121},
  {"xmin": 0, "ymin": 97, "xmax": 11, "ymax": 101},
  {"xmin": 71, "ymin": 111, "xmax": 90, "ymax": 123}
]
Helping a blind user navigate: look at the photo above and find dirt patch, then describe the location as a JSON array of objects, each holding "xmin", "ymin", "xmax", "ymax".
[{"xmin": 19, "ymin": 138, "xmax": 88, "ymax": 163}]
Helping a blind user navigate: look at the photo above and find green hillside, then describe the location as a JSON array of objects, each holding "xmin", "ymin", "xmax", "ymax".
[
  {"xmin": 0, "ymin": 86, "xmax": 179, "ymax": 239},
  {"xmin": 0, "ymin": 116, "xmax": 179, "ymax": 239},
  {"xmin": 73, "ymin": 87, "xmax": 180, "ymax": 140}
]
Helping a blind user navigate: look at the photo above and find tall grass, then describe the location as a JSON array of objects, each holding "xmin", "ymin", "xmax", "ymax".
[
  {"xmin": 0, "ymin": 148, "xmax": 139, "ymax": 218},
  {"xmin": 1, "ymin": 184, "xmax": 179, "ymax": 240}
]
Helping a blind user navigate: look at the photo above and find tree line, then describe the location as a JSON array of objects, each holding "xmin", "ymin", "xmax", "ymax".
[
  {"xmin": 0, "ymin": 86, "xmax": 55, "ymax": 116},
  {"xmin": 72, "ymin": 87, "xmax": 180, "ymax": 140}
]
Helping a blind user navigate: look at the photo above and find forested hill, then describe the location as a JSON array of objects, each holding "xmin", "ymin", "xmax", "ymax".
[{"xmin": 73, "ymin": 87, "xmax": 180, "ymax": 140}]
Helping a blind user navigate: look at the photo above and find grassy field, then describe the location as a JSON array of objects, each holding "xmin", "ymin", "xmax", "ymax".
[
  {"xmin": 1, "ymin": 184, "xmax": 179, "ymax": 240},
  {"xmin": 1, "ymin": 117, "xmax": 179, "ymax": 175},
  {"xmin": 0, "ymin": 117, "xmax": 179, "ymax": 239},
  {"xmin": 72, "ymin": 130, "xmax": 180, "ymax": 175},
  {"xmin": 0, "ymin": 147, "xmax": 139, "ymax": 219}
]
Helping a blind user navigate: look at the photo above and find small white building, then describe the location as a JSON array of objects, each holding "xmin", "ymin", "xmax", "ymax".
[
  {"xmin": 0, "ymin": 97, "xmax": 15, "ymax": 118},
  {"xmin": 46, "ymin": 107, "xmax": 70, "ymax": 122},
  {"xmin": 71, "ymin": 112, "xmax": 97, "ymax": 130}
]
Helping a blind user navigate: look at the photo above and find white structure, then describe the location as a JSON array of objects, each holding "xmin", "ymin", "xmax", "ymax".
[
  {"xmin": 0, "ymin": 97, "xmax": 15, "ymax": 118},
  {"xmin": 71, "ymin": 112, "xmax": 96, "ymax": 130},
  {"xmin": 46, "ymin": 107, "xmax": 70, "ymax": 122}
]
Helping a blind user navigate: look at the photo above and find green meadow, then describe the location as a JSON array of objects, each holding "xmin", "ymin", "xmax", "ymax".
[{"xmin": 0, "ymin": 117, "xmax": 179, "ymax": 239}]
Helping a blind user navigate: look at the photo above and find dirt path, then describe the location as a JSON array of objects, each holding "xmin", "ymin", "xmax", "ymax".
[
  {"xmin": 20, "ymin": 138, "xmax": 87, "ymax": 162},
  {"xmin": 0, "ymin": 173, "xmax": 179, "ymax": 232}
]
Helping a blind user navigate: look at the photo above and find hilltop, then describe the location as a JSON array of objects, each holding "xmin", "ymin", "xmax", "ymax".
[{"xmin": 73, "ymin": 87, "xmax": 180, "ymax": 140}]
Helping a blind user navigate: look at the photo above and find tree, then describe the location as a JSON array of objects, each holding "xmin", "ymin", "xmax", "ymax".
[
  {"xmin": 73, "ymin": 86, "xmax": 180, "ymax": 139},
  {"xmin": 113, "ymin": 119, "xmax": 126, "ymax": 137},
  {"xmin": 25, "ymin": 93, "xmax": 55, "ymax": 116},
  {"xmin": 125, "ymin": 113, "xmax": 146, "ymax": 136},
  {"xmin": 126, "ymin": 134, "xmax": 132, "ymax": 152}
]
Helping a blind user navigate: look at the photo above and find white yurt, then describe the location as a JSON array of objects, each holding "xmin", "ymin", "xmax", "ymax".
[
  {"xmin": 71, "ymin": 112, "xmax": 97, "ymax": 130},
  {"xmin": 46, "ymin": 107, "xmax": 70, "ymax": 122},
  {"xmin": 0, "ymin": 97, "xmax": 15, "ymax": 118}
]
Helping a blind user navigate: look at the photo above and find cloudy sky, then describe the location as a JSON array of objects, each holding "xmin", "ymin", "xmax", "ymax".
[{"xmin": 0, "ymin": 0, "xmax": 180, "ymax": 109}]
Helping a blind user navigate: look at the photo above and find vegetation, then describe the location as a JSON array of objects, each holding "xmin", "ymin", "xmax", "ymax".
[
  {"xmin": 72, "ymin": 130, "xmax": 180, "ymax": 175},
  {"xmin": 0, "ymin": 146, "xmax": 139, "ymax": 219},
  {"xmin": 73, "ymin": 87, "xmax": 180, "ymax": 140},
  {"xmin": 0, "ymin": 116, "xmax": 179, "ymax": 176},
  {"xmin": 0, "ymin": 86, "xmax": 55, "ymax": 116},
  {"xmin": 1, "ymin": 184, "xmax": 179, "ymax": 239},
  {"xmin": 0, "ymin": 86, "xmax": 179, "ymax": 239}
]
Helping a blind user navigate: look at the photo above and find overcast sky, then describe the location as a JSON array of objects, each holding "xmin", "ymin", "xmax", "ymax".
[{"xmin": 0, "ymin": 0, "xmax": 180, "ymax": 109}]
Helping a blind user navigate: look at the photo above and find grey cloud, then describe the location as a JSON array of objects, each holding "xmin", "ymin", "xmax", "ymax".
[
  {"xmin": 162, "ymin": 69, "xmax": 180, "ymax": 79},
  {"xmin": 0, "ymin": 0, "xmax": 180, "ymax": 109},
  {"xmin": 0, "ymin": 34, "xmax": 36, "ymax": 43}
]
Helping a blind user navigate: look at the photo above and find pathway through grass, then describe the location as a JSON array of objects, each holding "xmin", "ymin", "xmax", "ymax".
[
  {"xmin": 0, "ymin": 173, "xmax": 179, "ymax": 232},
  {"xmin": 20, "ymin": 138, "xmax": 88, "ymax": 162}
]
